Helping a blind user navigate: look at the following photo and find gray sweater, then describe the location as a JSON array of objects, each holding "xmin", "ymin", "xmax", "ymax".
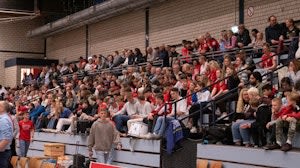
[{"xmin": 88, "ymin": 119, "xmax": 120, "ymax": 152}]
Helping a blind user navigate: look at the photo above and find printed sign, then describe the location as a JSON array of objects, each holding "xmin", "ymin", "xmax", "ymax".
[
  {"xmin": 247, "ymin": 6, "xmax": 254, "ymax": 17},
  {"xmin": 90, "ymin": 162, "xmax": 121, "ymax": 168}
]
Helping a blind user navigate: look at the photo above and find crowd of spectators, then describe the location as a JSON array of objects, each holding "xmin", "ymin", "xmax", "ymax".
[{"xmin": 2, "ymin": 15, "xmax": 300, "ymax": 166}]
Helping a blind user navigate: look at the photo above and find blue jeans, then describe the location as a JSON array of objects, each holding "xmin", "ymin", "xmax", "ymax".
[
  {"xmin": 231, "ymin": 120, "xmax": 255, "ymax": 144},
  {"xmin": 0, "ymin": 150, "xmax": 11, "ymax": 168},
  {"xmin": 153, "ymin": 116, "xmax": 173, "ymax": 136},
  {"xmin": 113, "ymin": 115, "xmax": 130, "ymax": 133},
  {"xmin": 19, "ymin": 140, "xmax": 30, "ymax": 157},
  {"xmin": 95, "ymin": 148, "xmax": 114, "ymax": 164}
]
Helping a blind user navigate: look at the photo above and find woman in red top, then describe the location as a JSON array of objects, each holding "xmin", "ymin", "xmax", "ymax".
[
  {"xmin": 260, "ymin": 43, "xmax": 277, "ymax": 71},
  {"xmin": 19, "ymin": 112, "xmax": 34, "ymax": 157},
  {"xmin": 211, "ymin": 69, "xmax": 228, "ymax": 100},
  {"xmin": 207, "ymin": 60, "xmax": 220, "ymax": 84},
  {"xmin": 181, "ymin": 41, "xmax": 192, "ymax": 63},
  {"xmin": 192, "ymin": 60, "xmax": 201, "ymax": 80}
]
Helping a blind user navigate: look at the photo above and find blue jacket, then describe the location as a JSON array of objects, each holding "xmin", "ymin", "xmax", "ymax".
[
  {"xmin": 29, "ymin": 105, "xmax": 45, "ymax": 118},
  {"xmin": 165, "ymin": 119, "xmax": 183, "ymax": 154},
  {"xmin": 60, "ymin": 108, "xmax": 72, "ymax": 118}
]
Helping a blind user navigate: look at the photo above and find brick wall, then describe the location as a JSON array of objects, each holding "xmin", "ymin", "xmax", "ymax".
[
  {"xmin": 47, "ymin": 27, "xmax": 85, "ymax": 63},
  {"xmin": 4, "ymin": 66, "xmax": 17, "ymax": 88},
  {"xmin": 45, "ymin": 0, "xmax": 300, "ymax": 61},
  {"xmin": 149, "ymin": 0, "xmax": 238, "ymax": 47},
  {"xmin": 244, "ymin": 0, "xmax": 300, "ymax": 34},
  {"xmin": 90, "ymin": 10, "xmax": 145, "ymax": 56},
  {"xmin": 0, "ymin": 18, "xmax": 44, "ymax": 87}
]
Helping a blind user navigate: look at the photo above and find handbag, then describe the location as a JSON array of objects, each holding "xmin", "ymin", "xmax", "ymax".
[{"xmin": 128, "ymin": 122, "xmax": 148, "ymax": 138}]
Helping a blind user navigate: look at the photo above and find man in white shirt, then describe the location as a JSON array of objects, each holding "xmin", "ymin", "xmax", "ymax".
[
  {"xmin": 112, "ymin": 92, "xmax": 139, "ymax": 133},
  {"xmin": 189, "ymin": 82, "xmax": 211, "ymax": 133},
  {"xmin": 127, "ymin": 95, "xmax": 153, "ymax": 132},
  {"xmin": 152, "ymin": 88, "xmax": 187, "ymax": 137}
]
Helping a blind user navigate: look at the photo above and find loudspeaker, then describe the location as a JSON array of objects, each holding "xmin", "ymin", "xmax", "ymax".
[
  {"xmin": 77, "ymin": 120, "xmax": 93, "ymax": 134},
  {"xmin": 73, "ymin": 154, "xmax": 85, "ymax": 168}
]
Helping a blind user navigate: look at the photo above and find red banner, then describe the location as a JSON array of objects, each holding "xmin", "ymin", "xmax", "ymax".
[{"xmin": 90, "ymin": 162, "xmax": 121, "ymax": 168}]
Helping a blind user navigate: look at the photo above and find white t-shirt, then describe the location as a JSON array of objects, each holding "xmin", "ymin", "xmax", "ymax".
[
  {"xmin": 171, "ymin": 97, "xmax": 188, "ymax": 118},
  {"xmin": 296, "ymin": 42, "xmax": 300, "ymax": 59}
]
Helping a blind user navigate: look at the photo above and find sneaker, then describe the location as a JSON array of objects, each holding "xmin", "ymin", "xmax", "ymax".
[
  {"xmin": 281, "ymin": 143, "xmax": 292, "ymax": 152},
  {"xmin": 245, "ymin": 143, "xmax": 254, "ymax": 148},
  {"xmin": 152, "ymin": 133, "xmax": 162, "ymax": 140},
  {"xmin": 190, "ymin": 127, "xmax": 197, "ymax": 133},
  {"xmin": 264, "ymin": 143, "xmax": 281, "ymax": 150},
  {"xmin": 187, "ymin": 122, "xmax": 193, "ymax": 129},
  {"xmin": 144, "ymin": 133, "xmax": 153, "ymax": 139}
]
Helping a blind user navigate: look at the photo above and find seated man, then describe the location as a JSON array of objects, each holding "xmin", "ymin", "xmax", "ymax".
[
  {"xmin": 29, "ymin": 101, "xmax": 45, "ymax": 125},
  {"xmin": 112, "ymin": 92, "xmax": 139, "ymax": 133},
  {"xmin": 127, "ymin": 95, "xmax": 153, "ymax": 132},
  {"xmin": 265, "ymin": 91, "xmax": 300, "ymax": 151},
  {"xmin": 143, "ymin": 94, "xmax": 169, "ymax": 133},
  {"xmin": 151, "ymin": 88, "xmax": 188, "ymax": 138},
  {"xmin": 68, "ymin": 99, "xmax": 98, "ymax": 133}
]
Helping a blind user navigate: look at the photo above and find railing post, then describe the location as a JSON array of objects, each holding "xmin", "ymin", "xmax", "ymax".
[
  {"xmin": 164, "ymin": 103, "xmax": 167, "ymax": 118},
  {"xmin": 174, "ymin": 101, "xmax": 177, "ymax": 119},
  {"xmin": 212, "ymin": 101, "xmax": 216, "ymax": 126},
  {"xmin": 199, "ymin": 103, "xmax": 203, "ymax": 130}
]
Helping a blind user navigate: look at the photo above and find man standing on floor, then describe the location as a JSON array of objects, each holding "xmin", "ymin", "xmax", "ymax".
[{"xmin": 0, "ymin": 101, "xmax": 14, "ymax": 168}]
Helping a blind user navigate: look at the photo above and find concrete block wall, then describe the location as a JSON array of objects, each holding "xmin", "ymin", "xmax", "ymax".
[{"xmin": 0, "ymin": 18, "xmax": 44, "ymax": 87}]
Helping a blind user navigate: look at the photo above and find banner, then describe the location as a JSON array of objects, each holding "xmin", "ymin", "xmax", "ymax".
[{"xmin": 90, "ymin": 162, "xmax": 121, "ymax": 168}]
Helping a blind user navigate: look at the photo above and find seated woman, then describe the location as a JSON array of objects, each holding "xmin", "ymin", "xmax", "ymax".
[
  {"xmin": 255, "ymin": 43, "xmax": 278, "ymax": 80},
  {"xmin": 231, "ymin": 87, "xmax": 260, "ymax": 147},
  {"xmin": 235, "ymin": 54, "xmax": 249, "ymax": 88},
  {"xmin": 286, "ymin": 59, "xmax": 300, "ymax": 85},
  {"xmin": 235, "ymin": 88, "xmax": 250, "ymax": 120},
  {"xmin": 54, "ymin": 101, "xmax": 73, "ymax": 132},
  {"xmin": 225, "ymin": 65, "xmax": 240, "ymax": 114},
  {"xmin": 211, "ymin": 68, "xmax": 228, "ymax": 117}
]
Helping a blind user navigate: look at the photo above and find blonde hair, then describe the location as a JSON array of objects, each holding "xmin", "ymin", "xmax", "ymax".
[
  {"xmin": 248, "ymin": 87, "xmax": 259, "ymax": 96},
  {"xmin": 209, "ymin": 60, "xmax": 220, "ymax": 71},
  {"xmin": 236, "ymin": 88, "xmax": 248, "ymax": 113},
  {"xmin": 287, "ymin": 91, "xmax": 300, "ymax": 103}
]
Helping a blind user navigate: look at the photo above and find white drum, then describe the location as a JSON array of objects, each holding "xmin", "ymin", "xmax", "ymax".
[{"xmin": 128, "ymin": 122, "xmax": 148, "ymax": 137}]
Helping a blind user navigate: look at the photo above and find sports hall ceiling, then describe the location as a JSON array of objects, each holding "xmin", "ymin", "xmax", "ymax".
[{"xmin": 0, "ymin": 0, "xmax": 103, "ymax": 23}]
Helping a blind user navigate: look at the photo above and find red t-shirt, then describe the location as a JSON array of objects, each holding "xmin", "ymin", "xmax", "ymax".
[
  {"xmin": 213, "ymin": 81, "xmax": 227, "ymax": 92},
  {"xmin": 206, "ymin": 38, "xmax": 220, "ymax": 51},
  {"xmin": 198, "ymin": 43, "xmax": 209, "ymax": 53},
  {"xmin": 261, "ymin": 52, "xmax": 275, "ymax": 68},
  {"xmin": 208, "ymin": 70, "xmax": 217, "ymax": 83},
  {"xmin": 181, "ymin": 47, "xmax": 191, "ymax": 62},
  {"xmin": 19, "ymin": 120, "xmax": 34, "ymax": 141}
]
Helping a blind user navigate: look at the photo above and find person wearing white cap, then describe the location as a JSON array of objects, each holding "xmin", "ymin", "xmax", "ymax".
[{"xmin": 84, "ymin": 56, "xmax": 94, "ymax": 71}]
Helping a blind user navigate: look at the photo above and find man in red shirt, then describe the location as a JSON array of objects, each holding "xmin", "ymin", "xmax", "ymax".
[{"xmin": 19, "ymin": 112, "xmax": 34, "ymax": 157}]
